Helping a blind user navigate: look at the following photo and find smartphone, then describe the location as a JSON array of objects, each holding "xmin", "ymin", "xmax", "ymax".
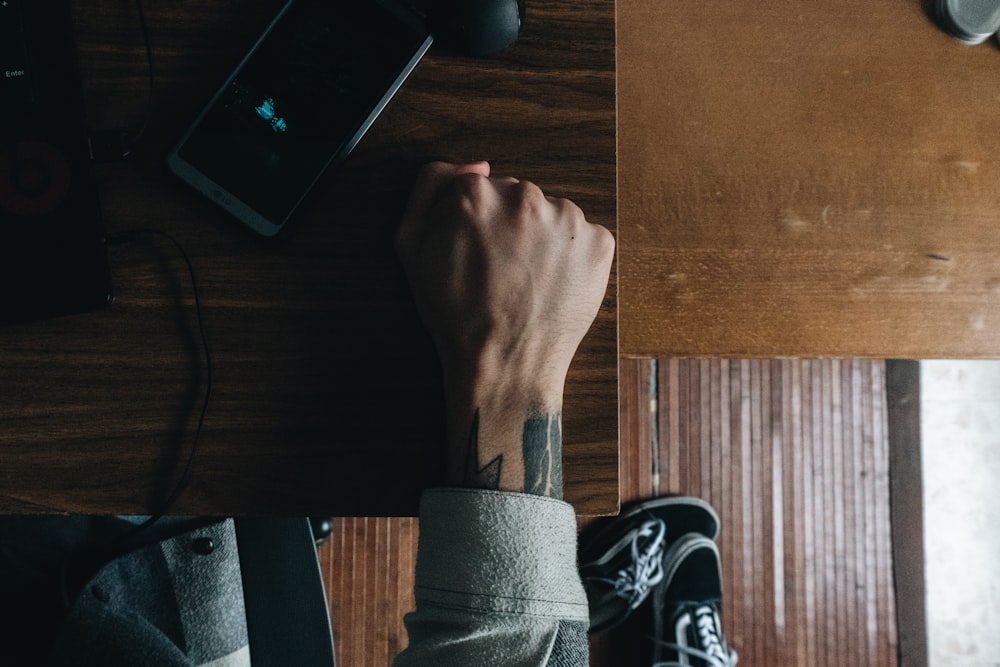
[{"xmin": 167, "ymin": 0, "xmax": 433, "ymax": 237}]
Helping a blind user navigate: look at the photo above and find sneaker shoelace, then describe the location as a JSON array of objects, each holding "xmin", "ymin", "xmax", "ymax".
[
  {"xmin": 652, "ymin": 604, "xmax": 739, "ymax": 667},
  {"xmin": 595, "ymin": 518, "xmax": 667, "ymax": 609}
]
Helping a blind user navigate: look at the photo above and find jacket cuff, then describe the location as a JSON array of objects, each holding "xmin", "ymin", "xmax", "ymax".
[{"xmin": 413, "ymin": 488, "xmax": 589, "ymax": 622}]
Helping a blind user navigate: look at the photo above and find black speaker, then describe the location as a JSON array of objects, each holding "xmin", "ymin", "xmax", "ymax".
[{"xmin": 0, "ymin": 0, "xmax": 113, "ymax": 325}]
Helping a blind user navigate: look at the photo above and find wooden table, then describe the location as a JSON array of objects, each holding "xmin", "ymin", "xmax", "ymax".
[
  {"xmin": 0, "ymin": 0, "xmax": 618, "ymax": 516},
  {"xmin": 619, "ymin": 0, "xmax": 1000, "ymax": 359}
]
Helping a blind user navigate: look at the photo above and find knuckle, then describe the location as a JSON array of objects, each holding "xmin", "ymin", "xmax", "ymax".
[
  {"xmin": 551, "ymin": 197, "xmax": 590, "ymax": 236},
  {"xmin": 452, "ymin": 172, "xmax": 490, "ymax": 202},
  {"xmin": 421, "ymin": 161, "xmax": 450, "ymax": 177},
  {"xmin": 436, "ymin": 173, "xmax": 492, "ymax": 224},
  {"xmin": 594, "ymin": 225, "xmax": 616, "ymax": 260},
  {"xmin": 515, "ymin": 180, "xmax": 546, "ymax": 204},
  {"xmin": 415, "ymin": 161, "xmax": 448, "ymax": 188},
  {"xmin": 591, "ymin": 225, "xmax": 617, "ymax": 265},
  {"xmin": 510, "ymin": 181, "xmax": 548, "ymax": 223},
  {"xmin": 557, "ymin": 197, "xmax": 586, "ymax": 222}
]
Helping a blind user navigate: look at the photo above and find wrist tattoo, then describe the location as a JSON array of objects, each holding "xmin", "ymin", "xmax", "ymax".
[
  {"xmin": 463, "ymin": 409, "xmax": 503, "ymax": 490},
  {"xmin": 461, "ymin": 407, "xmax": 564, "ymax": 498},
  {"xmin": 522, "ymin": 409, "xmax": 563, "ymax": 499}
]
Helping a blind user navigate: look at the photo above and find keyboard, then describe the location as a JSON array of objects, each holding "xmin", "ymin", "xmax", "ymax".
[{"xmin": 1, "ymin": 0, "xmax": 33, "ymax": 104}]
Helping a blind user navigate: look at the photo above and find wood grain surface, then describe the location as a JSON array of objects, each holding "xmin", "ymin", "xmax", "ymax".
[
  {"xmin": 0, "ymin": 0, "xmax": 617, "ymax": 515},
  {"xmin": 590, "ymin": 358, "xmax": 898, "ymax": 667},
  {"xmin": 320, "ymin": 517, "xmax": 417, "ymax": 667},
  {"xmin": 619, "ymin": 0, "xmax": 1000, "ymax": 358}
]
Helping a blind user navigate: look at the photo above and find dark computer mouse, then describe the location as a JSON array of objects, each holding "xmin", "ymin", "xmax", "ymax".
[{"xmin": 426, "ymin": 0, "xmax": 525, "ymax": 57}]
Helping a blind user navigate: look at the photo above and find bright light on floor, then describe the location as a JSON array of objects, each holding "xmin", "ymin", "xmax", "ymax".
[{"xmin": 921, "ymin": 360, "xmax": 1000, "ymax": 667}]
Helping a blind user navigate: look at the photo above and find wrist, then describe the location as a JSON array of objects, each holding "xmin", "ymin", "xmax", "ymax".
[
  {"xmin": 443, "ymin": 373, "xmax": 566, "ymax": 498},
  {"xmin": 441, "ymin": 342, "xmax": 568, "ymax": 414}
]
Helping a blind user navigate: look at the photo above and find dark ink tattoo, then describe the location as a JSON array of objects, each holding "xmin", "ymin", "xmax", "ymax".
[
  {"xmin": 463, "ymin": 409, "xmax": 503, "ymax": 490},
  {"xmin": 523, "ymin": 410, "xmax": 563, "ymax": 499}
]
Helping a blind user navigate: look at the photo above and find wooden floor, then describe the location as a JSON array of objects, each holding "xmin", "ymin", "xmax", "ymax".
[
  {"xmin": 319, "ymin": 359, "xmax": 899, "ymax": 666},
  {"xmin": 320, "ymin": 517, "xmax": 418, "ymax": 666}
]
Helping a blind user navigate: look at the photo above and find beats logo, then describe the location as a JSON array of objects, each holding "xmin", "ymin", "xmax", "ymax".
[{"xmin": 0, "ymin": 140, "xmax": 72, "ymax": 218}]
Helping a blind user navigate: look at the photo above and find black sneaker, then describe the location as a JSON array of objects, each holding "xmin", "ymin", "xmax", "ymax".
[
  {"xmin": 651, "ymin": 535, "xmax": 737, "ymax": 667},
  {"xmin": 579, "ymin": 496, "xmax": 719, "ymax": 633}
]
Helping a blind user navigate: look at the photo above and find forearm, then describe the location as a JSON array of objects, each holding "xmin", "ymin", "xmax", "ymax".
[
  {"xmin": 397, "ymin": 161, "xmax": 612, "ymax": 500},
  {"xmin": 394, "ymin": 161, "xmax": 613, "ymax": 666}
]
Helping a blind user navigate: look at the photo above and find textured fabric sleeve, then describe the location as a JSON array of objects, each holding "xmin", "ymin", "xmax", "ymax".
[
  {"xmin": 48, "ymin": 520, "xmax": 250, "ymax": 667},
  {"xmin": 394, "ymin": 488, "xmax": 590, "ymax": 667}
]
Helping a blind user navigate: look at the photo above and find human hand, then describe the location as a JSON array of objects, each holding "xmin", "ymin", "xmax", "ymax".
[{"xmin": 396, "ymin": 161, "xmax": 614, "ymax": 496}]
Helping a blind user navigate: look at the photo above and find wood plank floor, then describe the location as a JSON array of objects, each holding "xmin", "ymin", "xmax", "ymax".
[
  {"xmin": 319, "ymin": 358, "xmax": 899, "ymax": 666},
  {"xmin": 319, "ymin": 517, "xmax": 418, "ymax": 667}
]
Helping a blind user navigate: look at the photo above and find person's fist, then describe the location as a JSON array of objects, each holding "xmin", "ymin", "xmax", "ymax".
[{"xmin": 395, "ymin": 161, "xmax": 615, "ymax": 407}]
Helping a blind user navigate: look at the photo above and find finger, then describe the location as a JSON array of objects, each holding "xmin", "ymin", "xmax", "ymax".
[
  {"xmin": 400, "ymin": 161, "xmax": 490, "ymax": 232},
  {"xmin": 396, "ymin": 162, "xmax": 490, "ymax": 262},
  {"xmin": 491, "ymin": 176, "xmax": 521, "ymax": 186}
]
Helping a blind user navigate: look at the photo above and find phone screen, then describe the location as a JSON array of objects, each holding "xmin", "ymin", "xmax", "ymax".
[{"xmin": 169, "ymin": 0, "xmax": 431, "ymax": 236}]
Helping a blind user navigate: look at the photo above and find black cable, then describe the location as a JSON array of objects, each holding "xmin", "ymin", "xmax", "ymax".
[
  {"xmin": 55, "ymin": 228, "xmax": 215, "ymax": 609},
  {"xmin": 90, "ymin": 0, "xmax": 155, "ymax": 160},
  {"xmin": 103, "ymin": 228, "xmax": 214, "ymax": 539},
  {"xmin": 124, "ymin": 0, "xmax": 155, "ymax": 154}
]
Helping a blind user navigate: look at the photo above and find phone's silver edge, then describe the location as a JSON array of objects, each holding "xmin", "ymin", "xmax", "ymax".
[{"xmin": 165, "ymin": 0, "xmax": 433, "ymax": 238}]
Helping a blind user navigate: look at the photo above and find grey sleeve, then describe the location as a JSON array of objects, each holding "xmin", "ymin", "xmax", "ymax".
[
  {"xmin": 49, "ymin": 520, "xmax": 250, "ymax": 667},
  {"xmin": 394, "ymin": 489, "xmax": 590, "ymax": 667}
]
